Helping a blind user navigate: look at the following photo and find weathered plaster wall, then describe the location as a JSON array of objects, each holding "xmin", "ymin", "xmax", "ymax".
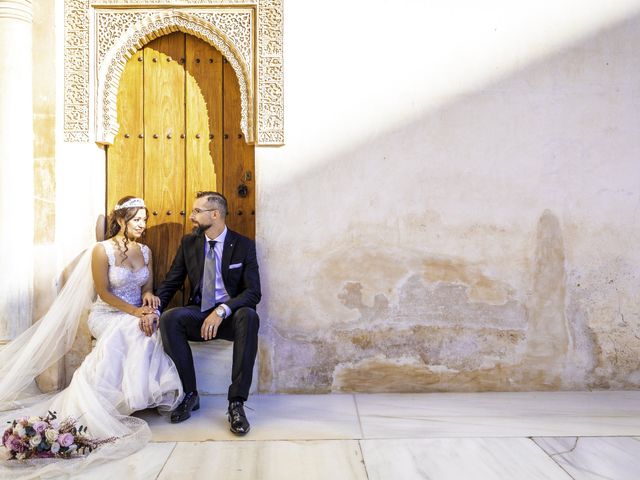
[
  {"xmin": 254, "ymin": 1, "xmax": 640, "ymax": 392},
  {"xmin": 27, "ymin": 1, "xmax": 640, "ymax": 393}
]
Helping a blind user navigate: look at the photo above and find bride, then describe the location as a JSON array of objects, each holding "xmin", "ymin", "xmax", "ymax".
[{"xmin": 0, "ymin": 196, "xmax": 183, "ymax": 478}]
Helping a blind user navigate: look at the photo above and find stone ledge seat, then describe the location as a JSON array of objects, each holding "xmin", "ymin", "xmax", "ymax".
[
  {"xmin": 88, "ymin": 337, "xmax": 257, "ymax": 395},
  {"xmin": 189, "ymin": 340, "xmax": 258, "ymax": 395}
]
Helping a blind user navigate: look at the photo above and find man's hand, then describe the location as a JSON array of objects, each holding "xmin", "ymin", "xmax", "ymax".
[
  {"xmin": 132, "ymin": 305, "xmax": 155, "ymax": 318},
  {"xmin": 139, "ymin": 313, "xmax": 159, "ymax": 337},
  {"xmin": 201, "ymin": 310, "xmax": 224, "ymax": 340},
  {"xmin": 142, "ymin": 292, "xmax": 161, "ymax": 309}
]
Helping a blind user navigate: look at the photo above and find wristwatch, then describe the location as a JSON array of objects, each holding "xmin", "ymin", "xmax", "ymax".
[{"xmin": 215, "ymin": 306, "xmax": 227, "ymax": 319}]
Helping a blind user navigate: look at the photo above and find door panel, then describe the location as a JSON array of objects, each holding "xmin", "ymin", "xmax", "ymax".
[
  {"xmin": 107, "ymin": 32, "xmax": 255, "ymax": 307},
  {"xmin": 143, "ymin": 33, "xmax": 187, "ymax": 295},
  {"xmin": 185, "ymin": 34, "xmax": 223, "ymax": 235},
  {"xmin": 106, "ymin": 52, "xmax": 144, "ymax": 210},
  {"xmin": 223, "ymin": 59, "xmax": 256, "ymax": 239}
]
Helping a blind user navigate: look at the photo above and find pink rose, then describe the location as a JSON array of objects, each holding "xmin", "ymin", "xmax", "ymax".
[
  {"xmin": 4, "ymin": 434, "xmax": 14, "ymax": 450},
  {"xmin": 33, "ymin": 421, "xmax": 47, "ymax": 433},
  {"xmin": 58, "ymin": 433, "xmax": 74, "ymax": 447},
  {"xmin": 9, "ymin": 437, "xmax": 27, "ymax": 453}
]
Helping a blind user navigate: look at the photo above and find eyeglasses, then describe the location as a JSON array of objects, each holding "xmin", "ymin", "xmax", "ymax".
[{"xmin": 191, "ymin": 208, "xmax": 218, "ymax": 215}]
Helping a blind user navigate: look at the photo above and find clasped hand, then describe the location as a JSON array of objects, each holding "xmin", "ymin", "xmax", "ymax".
[
  {"xmin": 142, "ymin": 292, "xmax": 160, "ymax": 309},
  {"xmin": 131, "ymin": 293, "xmax": 159, "ymax": 318},
  {"xmin": 139, "ymin": 312, "xmax": 159, "ymax": 337},
  {"xmin": 134, "ymin": 292, "xmax": 161, "ymax": 336}
]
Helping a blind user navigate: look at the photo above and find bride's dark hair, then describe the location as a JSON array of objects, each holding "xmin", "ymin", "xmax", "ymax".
[{"xmin": 106, "ymin": 195, "xmax": 148, "ymax": 262}]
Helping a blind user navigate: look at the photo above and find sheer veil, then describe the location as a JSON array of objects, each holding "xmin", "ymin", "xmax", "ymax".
[
  {"xmin": 0, "ymin": 245, "xmax": 154, "ymax": 478},
  {"xmin": 0, "ymin": 246, "xmax": 95, "ymax": 410}
]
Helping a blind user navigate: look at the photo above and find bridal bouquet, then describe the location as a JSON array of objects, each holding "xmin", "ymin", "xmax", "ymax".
[{"xmin": 2, "ymin": 411, "xmax": 115, "ymax": 461}]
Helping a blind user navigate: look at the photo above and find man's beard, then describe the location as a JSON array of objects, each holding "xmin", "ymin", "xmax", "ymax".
[{"xmin": 192, "ymin": 222, "xmax": 212, "ymax": 234}]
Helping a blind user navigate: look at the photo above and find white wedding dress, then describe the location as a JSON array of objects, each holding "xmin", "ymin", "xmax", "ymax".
[{"xmin": 0, "ymin": 240, "xmax": 183, "ymax": 478}]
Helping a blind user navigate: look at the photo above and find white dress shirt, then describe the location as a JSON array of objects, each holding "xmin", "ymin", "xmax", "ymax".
[{"xmin": 205, "ymin": 227, "xmax": 232, "ymax": 317}]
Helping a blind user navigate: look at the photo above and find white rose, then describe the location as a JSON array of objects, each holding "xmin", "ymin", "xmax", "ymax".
[
  {"xmin": 0, "ymin": 447, "xmax": 11, "ymax": 461},
  {"xmin": 50, "ymin": 442, "xmax": 60, "ymax": 454},
  {"xmin": 29, "ymin": 434, "xmax": 42, "ymax": 448},
  {"xmin": 14, "ymin": 426, "xmax": 26, "ymax": 438},
  {"xmin": 45, "ymin": 429, "xmax": 58, "ymax": 443},
  {"xmin": 27, "ymin": 416, "xmax": 40, "ymax": 425}
]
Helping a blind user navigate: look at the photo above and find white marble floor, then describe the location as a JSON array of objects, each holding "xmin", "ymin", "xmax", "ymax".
[{"xmin": 69, "ymin": 391, "xmax": 640, "ymax": 479}]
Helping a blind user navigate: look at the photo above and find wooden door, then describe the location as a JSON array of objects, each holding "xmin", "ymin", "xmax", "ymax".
[{"xmin": 106, "ymin": 32, "xmax": 255, "ymax": 304}]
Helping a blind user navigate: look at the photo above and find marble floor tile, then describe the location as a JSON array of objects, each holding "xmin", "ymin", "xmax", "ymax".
[
  {"xmin": 136, "ymin": 394, "xmax": 361, "ymax": 441},
  {"xmin": 70, "ymin": 441, "xmax": 175, "ymax": 480},
  {"xmin": 533, "ymin": 436, "xmax": 640, "ymax": 480},
  {"xmin": 355, "ymin": 391, "xmax": 640, "ymax": 438},
  {"xmin": 360, "ymin": 438, "xmax": 572, "ymax": 480},
  {"xmin": 157, "ymin": 440, "xmax": 368, "ymax": 480}
]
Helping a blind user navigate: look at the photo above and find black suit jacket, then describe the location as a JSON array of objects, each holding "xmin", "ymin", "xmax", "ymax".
[{"xmin": 156, "ymin": 228, "xmax": 261, "ymax": 313}]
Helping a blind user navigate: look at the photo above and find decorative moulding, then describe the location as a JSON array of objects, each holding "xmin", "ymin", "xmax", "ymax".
[
  {"xmin": 95, "ymin": 9, "xmax": 254, "ymax": 144},
  {"xmin": 64, "ymin": 0, "xmax": 283, "ymax": 145}
]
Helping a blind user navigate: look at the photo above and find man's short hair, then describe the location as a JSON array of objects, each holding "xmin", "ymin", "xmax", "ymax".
[{"xmin": 196, "ymin": 191, "xmax": 228, "ymax": 217}]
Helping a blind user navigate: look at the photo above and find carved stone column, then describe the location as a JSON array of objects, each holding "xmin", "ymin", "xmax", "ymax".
[{"xmin": 0, "ymin": 0, "xmax": 34, "ymax": 343}]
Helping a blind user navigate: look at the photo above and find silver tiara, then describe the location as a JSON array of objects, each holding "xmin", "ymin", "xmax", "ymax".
[{"xmin": 114, "ymin": 198, "xmax": 145, "ymax": 211}]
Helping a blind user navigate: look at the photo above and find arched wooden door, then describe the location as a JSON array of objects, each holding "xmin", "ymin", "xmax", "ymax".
[{"xmin": 106, "ymin": 32, "xmax": 255, "ymax": 304}]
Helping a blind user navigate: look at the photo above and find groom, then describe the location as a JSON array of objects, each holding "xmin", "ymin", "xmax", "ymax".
[{"xmin": 152, "ymin": 191, "xmax": 261, "ymax": 435}]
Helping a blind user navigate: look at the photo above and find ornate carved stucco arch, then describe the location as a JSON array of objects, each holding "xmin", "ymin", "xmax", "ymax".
[
  {"xmin": 96, "ymin": 11, "xmax": 253, "ymax": 145},
  {"xmin": 64, "ymin": 0, "xmax": 283, "ymax": 145}
]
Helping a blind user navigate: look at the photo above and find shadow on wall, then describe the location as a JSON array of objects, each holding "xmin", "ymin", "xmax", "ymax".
[{"xmin": 258, "ymin": 13, "xmax": 640, "ymax": 393}]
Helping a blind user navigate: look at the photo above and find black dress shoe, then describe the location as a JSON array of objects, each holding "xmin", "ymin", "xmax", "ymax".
[
  {"xmin": 171, "ymin": 391, "xmax": 200, "ymax": 423},
  {"xmin": 228, "ymin": 401, "xmax": 250, "ymax": 435}
]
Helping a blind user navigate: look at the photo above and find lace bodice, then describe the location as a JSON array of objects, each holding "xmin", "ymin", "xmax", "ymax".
[{"xmin": 94, "ymin": 240, "xmax": 150, "ymax": 308}]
